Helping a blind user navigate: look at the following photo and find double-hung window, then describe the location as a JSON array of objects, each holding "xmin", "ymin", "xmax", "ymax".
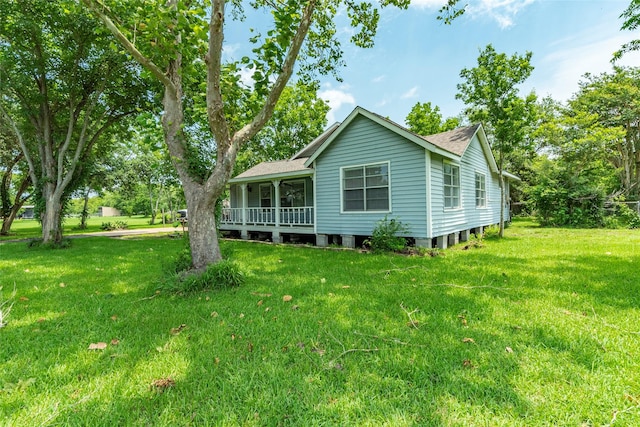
[
  {"xmin": 475, "ymin": 173, "xmax": 486, "ymax": 208},
  {"xmin": 342, "ymin": 162, "xmax": 390, "ymax": 212},
  {"xmin": 443, "ymin": 162, "xmax": 460, "ymax": 209}
]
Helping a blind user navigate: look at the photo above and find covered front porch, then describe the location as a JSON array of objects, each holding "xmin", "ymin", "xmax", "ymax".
[{"xmin": 220, "ymin": 168, "xmax": 315, "ymax": 243}]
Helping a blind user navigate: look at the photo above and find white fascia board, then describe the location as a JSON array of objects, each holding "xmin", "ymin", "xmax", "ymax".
[
  {"xmin": 502, "ymin": 170, "xmax": 521, "ymax": 181},
  {"xmin": 472, "ymin": 125, "xmax": 499, "ymax": 174},
  {"xmin": 228, "ymin": 169, "xmax": 313, "ymax": 184}
]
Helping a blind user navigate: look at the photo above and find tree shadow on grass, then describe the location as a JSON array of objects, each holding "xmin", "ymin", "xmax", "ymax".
[{"xmin": 2, "ymin": 237, "xmax": 636, "ymax": 426}]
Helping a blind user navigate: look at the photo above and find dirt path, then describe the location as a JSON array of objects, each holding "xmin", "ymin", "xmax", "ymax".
[{"xmin": 0, "ymin": 227, "xmax": 185, "ymax": 244}]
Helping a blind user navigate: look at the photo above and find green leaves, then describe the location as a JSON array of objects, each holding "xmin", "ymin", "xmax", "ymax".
[
  {"xmin": 405, "ymin": 102, "xmax": 460, "ymax": 136},
  {"xmin": 614, "ymin": 0, "xmax": 640, "ymax": 61},
  {"xmin": 456, "ymin": 44, "xmax": 537, "ymax": 158}
]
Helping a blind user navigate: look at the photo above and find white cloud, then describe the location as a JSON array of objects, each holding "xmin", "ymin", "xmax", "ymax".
[
  {"xmin": 372, "ymin": 75, "xmax": 386, "ymax": 84},
  {"xmin": 318, "ymin": 87, "xmax": 356, "ymax": 123},
  {"xmin": 468, "ymin": 0, "xmax": 535, "ymax": 29},
  {"xmin": 411, "ymin": 0, "xmax": 535, "ymax": 29},
  {"xmin": 401, "ymin": 86, "xmax": 420, "ymax": 99},
  {"xmin": 408, "ymin": 0, "xmax": 447, "ymax": 8},
  {"xmin": 238, "ymin": 66, "xmax": 255, "ymax": 87},
  {"xmin": 222, "ymin": 43, "xmax": 242, "ymax": 61}
]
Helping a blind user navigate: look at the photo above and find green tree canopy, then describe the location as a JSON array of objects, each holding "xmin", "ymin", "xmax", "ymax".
[
  {"xmin": 456, "ymin": 44, "xmax": 537, "ymax": 236},
  {"xmin": 0, "ymin": 0, "xmax": 152, "ymax": 243},
  {"xmin": 614, "ymin": 0, "xmax": 640, "ymax": 61},
  {"xmin": 568, "ymin": 67, "xmax": 640, "ymax": 197},
  {"xmin": 405, "ymin": 102, "xmax": 460, "ymax": 136},
  {"xmin": 236, "ymin": 82, "xmax": 329, "ymax": 174}
]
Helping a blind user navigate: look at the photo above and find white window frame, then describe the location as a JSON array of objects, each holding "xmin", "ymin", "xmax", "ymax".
[
  {"xmin": 475, "ymin": 172, "xmax": 487, "ymax": 208},
  {"xmin": 340, "ymin": 161, "xmax": 391, "ymax": 213},
  {"xmin": 259, "ymin": 183, "xmax": 272, "ymax": 208},
  {"xmin": 443, "ymin": 161, "xmax": 461, "ymax": 209},
  {"xmin": 280, "ymin": 179, "xmax": 306, "ymax": 207}
]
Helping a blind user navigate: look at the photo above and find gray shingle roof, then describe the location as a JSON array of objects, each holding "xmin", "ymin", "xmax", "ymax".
[
  {"xmin": 422, "ymin": 124, "xmax": 481, "ymax": 156},
  {"xmin": 232, "ymin": 157, "xmax": 310, "ymax": 180}
]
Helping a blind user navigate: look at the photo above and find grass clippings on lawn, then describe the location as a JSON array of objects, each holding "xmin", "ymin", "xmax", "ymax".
[{"xmin": 0, "ymin": 219, "xmax": 639, "ymax": 426}]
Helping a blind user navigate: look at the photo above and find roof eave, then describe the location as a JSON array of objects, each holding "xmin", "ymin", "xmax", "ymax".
[
  {"xmin": 502, "ymin": 171, "xmax": 521, "ymax": 181},
  {"xmin": 291, "ymin": 122, "xmax": 341, "ymax": 160},
  {"xmin": 228, "ymin": 168, "xmax": 313, "ymax": 184},
  {"xmin": 473, "ymin": 126, "xmax": 499, "ymax": 174}
]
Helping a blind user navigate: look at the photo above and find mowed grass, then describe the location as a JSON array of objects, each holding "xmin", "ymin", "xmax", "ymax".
[
  {"xmin": 1, "ymin": 219, "xmax": 639, "ymax": 426},
  {"xmin": 0, "ymin": 215, "xmax": 177, "ymax": 241}
]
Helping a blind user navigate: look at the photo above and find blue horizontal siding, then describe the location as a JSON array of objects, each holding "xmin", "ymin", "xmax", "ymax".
[
  {"xmin": 315, "ymin": 116, "xmax": 428, "ymax": 238},
  {"xmin": 431, "ymin": 134, "xmax": 501, "ymax": 236}
]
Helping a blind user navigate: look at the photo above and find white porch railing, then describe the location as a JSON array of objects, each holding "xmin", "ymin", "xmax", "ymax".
[
  {"xmin": 220, "ymin": 207, "xmax": 314, "ymax": 227},
  {"xmin": 279, "ymin": 207, "xmax": 314, "ymax": 226}
]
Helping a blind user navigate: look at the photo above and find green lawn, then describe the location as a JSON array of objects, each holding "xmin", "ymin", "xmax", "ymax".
[
  {"xmin": 1, "ymin": 219, "xmax": 639, "ymax": 426},
  {"xmin": 1, "ymin": 215, "xmax": 178, "ymax": 241}
]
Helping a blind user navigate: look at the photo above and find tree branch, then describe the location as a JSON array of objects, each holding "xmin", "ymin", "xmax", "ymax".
[
  {"xmin": 231, "ymin": 0, "xmax": 318, "ymax": 147},
  {"xmin": 0, "ymin": 103, "xmax": 38, "ymax": 186},
  {"xmin": 204, "ymin": 0, "xmax": 318, "ymax": 196},
  {"xmin": 206, "ymin": 0, "xmax": 232, "ymax": 155},
  {"xmin": 81, "ymin": 0, "xmax": 177, "ymax": 95}
]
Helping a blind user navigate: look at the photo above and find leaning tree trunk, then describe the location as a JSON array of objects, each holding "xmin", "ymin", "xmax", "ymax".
[
  {"xmin": 1, "ymin": 208, "xmax": 19, "ymax": 235},
  {"xmin": 1, "ymin": 155, "xmax": 30, "ymax": 235}
]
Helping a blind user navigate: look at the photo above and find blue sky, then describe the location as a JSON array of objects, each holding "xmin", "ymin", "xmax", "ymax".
[
  {"xmin": 318, "ymin": 0, "xmax": 640, "ymax": 124},
  {"xmin": 226, "ymin": 0, "xmax": 640, "ymax": 126}
]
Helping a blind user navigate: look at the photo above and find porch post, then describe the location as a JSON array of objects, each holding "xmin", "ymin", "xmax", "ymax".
[
  {"xmin": 240, "ymin": 184, "xmax": 248, "ymax": 240},
  {"xmin": 240, "ymin": 184, "xmax": 247, "ymax": 226},
  {"xmin": 273, "ymin": 180, "xmax": 281, "ymax": 243}
]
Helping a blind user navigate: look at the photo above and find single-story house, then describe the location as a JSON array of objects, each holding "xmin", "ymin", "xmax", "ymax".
[
  {"xmin": 19, "ymin": 205, "xmax": 35, "ymax": 219},
  {"xmin": 220, "ymin": 106, "xmax": 518, "ymax": 248}
]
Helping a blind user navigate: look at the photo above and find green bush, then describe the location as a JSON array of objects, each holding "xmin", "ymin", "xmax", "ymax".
[
  {"xmin": 165, "ymin": 260, "xmax": 245, "ymax": 293},
  {"xmin": 365, "ymin": 216, "xmax": 410, "ymax": 253},
  {"xmin": 100, "ymin": 221, "xmax": 128, "ymax": 231},
  {"xmin": 483, "ymin": 225, "xmax": 500, "ymax": 239},
  {"xmin": 612, "ymin": 202, "xmax": 640, "ymax": 229}
]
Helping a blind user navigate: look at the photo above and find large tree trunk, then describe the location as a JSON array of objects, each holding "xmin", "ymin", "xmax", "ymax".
[
  {"xmin": 183, "ymin": 181, "xmax": 222, "ymax": 271},
  {"xmin": 41, "ymin": 188, "xmax": 64, "ymax": 244},
  {"xmin": 161, "ymin": 54, "xmax": 224, "ymax": 270},
  {"xmin": 83, "ymin": 0, "xmax": 318, "ymax": 274}
]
